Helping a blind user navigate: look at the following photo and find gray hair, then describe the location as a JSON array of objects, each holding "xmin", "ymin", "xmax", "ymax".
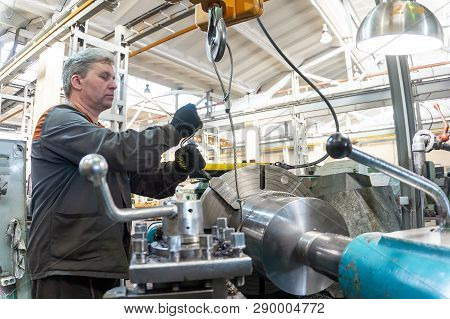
[{"xmin": 62, "ymin": 48, "xmax": 115, "ymax": 98}]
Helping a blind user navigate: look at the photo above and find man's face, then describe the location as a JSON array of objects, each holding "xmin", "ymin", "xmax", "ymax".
[{"xmin": 72, "ymin": 62, "xmax": 117, "ymax": 112}]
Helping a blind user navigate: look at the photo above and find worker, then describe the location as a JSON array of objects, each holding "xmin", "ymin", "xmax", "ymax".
[{"xmin": 27, "ymin": 47, "xmax": 206, "ymax": 298}]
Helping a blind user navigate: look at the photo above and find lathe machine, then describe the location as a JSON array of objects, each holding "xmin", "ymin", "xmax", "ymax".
[{"xmin": 79, "ymin": 133, "xmax": 450, "ymax": 299}]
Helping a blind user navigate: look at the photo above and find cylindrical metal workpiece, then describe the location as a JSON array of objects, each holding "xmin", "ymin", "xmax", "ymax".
[
  {"xmin": 241, "ymin": 192, "xmax": 349, "ymax": 296},
  {"xmin": 200, "ymin": 165, "xmax": 349, "ymax": 296},
  {"xmin": 297, "ymin": 231, "xmax": 352, "ymax": 281}
]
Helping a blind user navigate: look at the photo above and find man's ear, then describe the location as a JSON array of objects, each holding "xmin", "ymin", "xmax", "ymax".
[{"xmin": 70, "ymin": 74, "xmax": 83, "ymax": 91}]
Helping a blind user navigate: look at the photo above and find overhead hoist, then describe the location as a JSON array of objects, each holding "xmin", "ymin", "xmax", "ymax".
[{"xmin": 166, "ymin": 0, "xmax": 264, "ymax": 62}]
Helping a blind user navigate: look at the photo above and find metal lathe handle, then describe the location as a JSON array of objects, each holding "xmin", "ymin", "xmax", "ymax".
[
  {"xmin": 326, "ymin": 133, "xmax": 450, "ymax": 227},
  {"xmin": 79, "ymin": 154, "xmax": 177, "ymax": 222}
]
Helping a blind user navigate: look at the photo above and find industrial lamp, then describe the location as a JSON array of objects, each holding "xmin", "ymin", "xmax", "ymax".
[
  {"xmin": 356, "ymin": 0, "xmax": 444, "ymax": 55},
  {"xmin": 320, "ymin": 24, "xmax": 333, "ymax": 45}
]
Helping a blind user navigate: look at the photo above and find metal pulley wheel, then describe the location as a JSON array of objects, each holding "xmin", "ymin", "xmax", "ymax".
[{"xmin": 206, "ymin": 5, "xmax": 227, "ymax": 62}]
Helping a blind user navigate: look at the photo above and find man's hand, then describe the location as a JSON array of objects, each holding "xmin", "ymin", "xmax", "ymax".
[
  {"xmin": 170, "ymin": 103, "xmax": 202, "ymax": 138},
  {"xmin": 174, "ymin": 144, "xmax": 206, "ymax": 175}
]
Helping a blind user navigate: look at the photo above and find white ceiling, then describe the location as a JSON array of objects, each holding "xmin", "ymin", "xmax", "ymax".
[
  {"xmin": 1, "ymin": 0, "xmax": 450, "ymax": 129},
  {"xmin": 0, "ymin": 0, "xmax": 352, "ymax": 95}
]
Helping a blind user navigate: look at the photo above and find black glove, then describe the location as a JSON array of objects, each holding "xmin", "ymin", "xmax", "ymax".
[
  {"xmin": 170, "ymin": 103, "xmax": 202, "ymax": 138},
  {"xmin": 174, "ymin": 144, "xmax": 206, "ymax": 175}
]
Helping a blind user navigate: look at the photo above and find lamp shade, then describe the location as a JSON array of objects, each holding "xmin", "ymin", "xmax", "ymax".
[{"xmin": 356, "ymin": 1, "xmax": 444, "ymax": 55}]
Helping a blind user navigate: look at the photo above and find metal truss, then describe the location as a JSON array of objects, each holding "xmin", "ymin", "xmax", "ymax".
[
  {"xmin": 203, "ymin": 75, "xmax": 450, "ymax": 129},
  {"xmin": 0, "ymin": 0, "xmax": 120, "ymax": 85}
]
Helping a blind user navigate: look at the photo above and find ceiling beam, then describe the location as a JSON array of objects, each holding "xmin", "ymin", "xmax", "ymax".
[
  {"xmin": 0, "ymin": 105, "xmax": 22, "ymax": 124},
  {"xmin": 202, "ymin": 75, "xmax": 450, "ymax": 129},
  {"xmin": 143, "ymin": 46, "xmax": 252, "ymax": 94},
  {"xmin": 125, "ymin": 6, "xmax": 195, "ymax": 44},
  {"xmin": 265, "ymin": 73, "xmax": 291, "ymax": 98},
  {"xmin": 126, "ymin": 83, "xmax": 172, "ymax": 115},
  {"xmin": 131, "ymin": 61, "xmax": 222, "ymax": 96},
  {"xmin": 301, "ymin": 47, "xmax": 346, "ymax": 70},
  {"xmin": 310, "ymin": 0, "xmax": 380, "ymax": 74},
  {"xmin": 302, "ymin": 72, "xmax": 335, "ymax": 84}
]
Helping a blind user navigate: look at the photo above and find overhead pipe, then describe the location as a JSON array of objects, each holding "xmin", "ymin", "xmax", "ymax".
[
  {"xmin": 0, "ymin": 107, "xmax": 24, "ymax": 124},
  {"xmin": 129, "ymin": 25, "xmax": 198, "ymax": 58},
  {"xmin": 102, "ymin": 2, "xmax": 174, "ymax": 41},
  {"xmin": 279, "ymin": 60, "xmax": 450, "ymax": 94}
]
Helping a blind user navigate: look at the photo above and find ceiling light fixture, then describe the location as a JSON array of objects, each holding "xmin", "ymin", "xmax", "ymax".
[
  {"xmin": 144, "ymin": 84, "xmax": 151, "ymax": 94},
  {"xmin": 356, "ymin": 0, "xmax": 444, "ymax": 55},
  {"xmin": 320, "ymin": 24, "xmax": 333, "ymax": 45}
]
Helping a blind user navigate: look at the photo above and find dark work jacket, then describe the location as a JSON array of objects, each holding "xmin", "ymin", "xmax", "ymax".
[{"xmin": 28, "ymin": 104, "xmax": 187, "ymax": 280}]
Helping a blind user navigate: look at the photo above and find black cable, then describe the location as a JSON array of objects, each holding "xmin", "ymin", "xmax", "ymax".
[
  {"xmin": 257, "ymin": 18, "xmax": 340, "ymax": 169},
  {"xmin": 421, "ymin": 103, "xmax": 434, "ymax": 130}
]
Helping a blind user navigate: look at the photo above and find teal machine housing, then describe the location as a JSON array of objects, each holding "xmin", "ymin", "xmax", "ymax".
[
  {"xmin": 0, "ymin": 139, "xmax": 30, "ymax": 299},
  {"xmin": 299, "ymin": 227, "xmax": 450, "ymax": 299},
  {"xmin": 339, "ymin": 229, "xmax": 450, "ymax": 298}
]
